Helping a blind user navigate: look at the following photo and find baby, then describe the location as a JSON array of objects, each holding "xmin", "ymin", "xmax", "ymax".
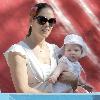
[{"xmin": 48, "ymin": 34, "xmax": 93, "ymax": 93}]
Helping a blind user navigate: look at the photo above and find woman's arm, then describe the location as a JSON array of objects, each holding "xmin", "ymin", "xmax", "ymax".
[
  {"xmin": 56, "ymin": 61, "xmax": 78, "ymax": 84},
  {"xmin": 58, "ymin": 71, "xmax": 78, "ymax": 84},
  {"xmin": 8, "ymin": 52, "xmax": 44, "ymax": 93}
]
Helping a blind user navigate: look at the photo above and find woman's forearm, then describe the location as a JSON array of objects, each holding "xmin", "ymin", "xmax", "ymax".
[{"xmin": 58, "ymin": 71, "xmax": 78, "ymax": 84}]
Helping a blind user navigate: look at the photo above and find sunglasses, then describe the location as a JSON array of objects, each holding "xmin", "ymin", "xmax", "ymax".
[{"xmin": 35, "ymin": 16, "xmax": 56, "ymax": 27}]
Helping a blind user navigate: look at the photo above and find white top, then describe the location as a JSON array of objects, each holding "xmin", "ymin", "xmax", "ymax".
[{"xmin": 4, "ymin": 41, "xmax": 61, "ymax": 93}]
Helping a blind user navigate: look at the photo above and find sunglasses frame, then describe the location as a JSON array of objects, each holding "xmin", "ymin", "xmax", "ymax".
[{"xmin": 34, "ymin": 16, "xmax": 56, "ymax": 27}]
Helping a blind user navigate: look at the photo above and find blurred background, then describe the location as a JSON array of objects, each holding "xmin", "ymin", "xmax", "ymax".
[{"xmin": 0, "ymin": 0, "xmax": 100, "ymax": 92}]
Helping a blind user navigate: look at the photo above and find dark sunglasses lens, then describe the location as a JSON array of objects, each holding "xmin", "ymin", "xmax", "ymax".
[
  {"xmin": 37, "ymin": 16, "xmax": 47, "ymax": 25},
  {"xmin": 36, "ymin": 16, "xmax": 56, "ymax": 27},
  {"xmin": 49, "ymin": 18, "xmax": 56, "ymax": 27}
]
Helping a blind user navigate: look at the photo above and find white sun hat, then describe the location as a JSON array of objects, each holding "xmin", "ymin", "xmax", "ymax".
[{"xmin": 63, "ymin": 34, "xmax": 88, "ymax": 57}]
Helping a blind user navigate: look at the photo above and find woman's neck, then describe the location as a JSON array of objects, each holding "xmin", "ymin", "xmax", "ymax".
[{"xmin": 24, "ymin": 36, "xmax": 46, "ymax": 49}]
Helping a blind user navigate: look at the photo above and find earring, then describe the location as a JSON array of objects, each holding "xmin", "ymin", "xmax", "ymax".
[
  {"xmin": 26, "ymin": 25, "xmax": 32, "ymax": 37},
  {"xmin": 30, "ymin": 25, "xmax": 32, "ymax": 32},
  {"xmin": 29, "ymin": 25, "xmax": 32, "ymax": 34}
]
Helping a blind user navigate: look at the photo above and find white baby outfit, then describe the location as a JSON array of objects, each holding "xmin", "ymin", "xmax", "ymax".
[
  {"xmin": 53, "ymin": 34, "xmax": 87, "ymax": 93},
  {"xmin": 53, "ymin": 56, "xmax": 83, "ymax": 93}
]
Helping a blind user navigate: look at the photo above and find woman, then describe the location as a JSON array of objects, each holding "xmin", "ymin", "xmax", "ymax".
[{"xmin": 4, "ymin": 3, "xmax": 77, "ymax": 93}]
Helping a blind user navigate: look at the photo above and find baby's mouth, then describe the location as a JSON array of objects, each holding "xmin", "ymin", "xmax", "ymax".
[{"xmin": 68, "ymin": 56, "xmax": 77, "ymax": 62}]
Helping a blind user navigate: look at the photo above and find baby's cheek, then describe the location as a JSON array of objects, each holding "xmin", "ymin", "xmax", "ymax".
[
  {"xmin": 64, "ymin": 51, "xmax": 69, "ymax": 56},
  {"xmin": 77, "ymin": 55, "xmax": 81, "ymax": 59},
  {"xmin": 76, "ymin": 52, "xmax": 82, "ymax": 56}
]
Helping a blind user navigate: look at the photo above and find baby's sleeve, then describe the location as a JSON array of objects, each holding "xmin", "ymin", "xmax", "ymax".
[
  {"xmin": 3, "ymin": 44, "xmax": 26, "ymax": 66},
  {"xmin": 58, "ymin": 56, "xmax": 66, "ymax": 64},
  {"xmin": 52, "ymin": 44, "xmax": 61, "ymax": 62},
  {"xmin": 53, "ymin": 44, "xmax": 60, "ymax": 53},
  {"xmin": 58, "ymin": 56, "xmax": 70, "ymax": 70}
]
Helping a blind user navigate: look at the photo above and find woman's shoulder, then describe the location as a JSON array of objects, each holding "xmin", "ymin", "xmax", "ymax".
[
  {"xmin": 3, "ymin": 41, "xmax": 26, "ymax": 63},
  {"xmin": 5, "ymin": 41, "xmax": 26, "ymax": 53}
]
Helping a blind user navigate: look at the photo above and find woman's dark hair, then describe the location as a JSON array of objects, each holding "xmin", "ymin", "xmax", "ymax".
[
  {"xmin": 35, "ymin": 3, "xmax": 54, "ymax": 17},
  {"xmin": 26, "ymin": 3, "xmax": 54, "ymax": 37}
]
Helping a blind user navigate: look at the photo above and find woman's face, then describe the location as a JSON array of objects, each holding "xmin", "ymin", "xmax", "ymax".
[
  {"xmin": 64, "ymin": 44, "xmax": 82, "ymax": 62},
  {"xmin": 31, "ymin": 8, "xmax": 55, "ymax": 38}
]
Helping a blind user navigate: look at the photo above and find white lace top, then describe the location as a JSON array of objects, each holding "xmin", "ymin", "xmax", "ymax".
[{"xmin": 4, "ymin": 41, "xmax": 60, "ymax": 93}]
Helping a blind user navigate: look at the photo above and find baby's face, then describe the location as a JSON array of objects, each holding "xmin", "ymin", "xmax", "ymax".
[{"xmin": 64, "ymin": 44, "xmax": 82, "ymax": 62}]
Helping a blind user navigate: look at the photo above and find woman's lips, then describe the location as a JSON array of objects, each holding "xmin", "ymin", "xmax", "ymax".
[{"xmin": 42, "ymin": 29, "xmax": 49, "ymax": 33}]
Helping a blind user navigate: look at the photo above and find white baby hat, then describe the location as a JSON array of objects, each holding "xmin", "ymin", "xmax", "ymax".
[{"xmin": 64, "ymin": 34, "xmax": 87, "ymax": 57}]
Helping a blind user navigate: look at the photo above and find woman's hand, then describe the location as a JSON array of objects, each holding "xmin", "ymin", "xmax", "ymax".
[
  {"xmin": 58, "ymin": 71, "xmax": 79, "ymax": 92},
  {"xmin": 58, "ymin": 71, "xmax": 78, "ymax": 84}
]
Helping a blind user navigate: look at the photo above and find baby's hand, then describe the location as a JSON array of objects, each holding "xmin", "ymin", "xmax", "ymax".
[
  {"xmin": 82, "ymin": 84, "xmax": 93, "ymax": 93},
  {"xmin": 48, "ymin": 75, "xmax": 57, "ymax": 83}
]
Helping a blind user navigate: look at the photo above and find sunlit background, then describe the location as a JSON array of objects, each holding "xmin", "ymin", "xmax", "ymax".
[{"xmin": 0, "ymin": 0, "xmax": 100, "ymax": 92}]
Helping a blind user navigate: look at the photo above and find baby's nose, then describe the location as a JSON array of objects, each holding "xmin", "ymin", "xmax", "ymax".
[{"xmin": 71, "ymin": 51, "xmax": 76, "ymax": 54}]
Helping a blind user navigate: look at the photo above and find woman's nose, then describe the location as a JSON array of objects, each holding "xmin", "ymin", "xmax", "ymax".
[{"xmin": 45, "ymin": 21, "xmax": 50, "ymax": 27}]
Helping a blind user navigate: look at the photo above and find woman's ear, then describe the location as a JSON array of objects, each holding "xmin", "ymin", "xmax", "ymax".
[{"xmin": 29, "ymin": 15, "xmax": 33, "ymax": 25}]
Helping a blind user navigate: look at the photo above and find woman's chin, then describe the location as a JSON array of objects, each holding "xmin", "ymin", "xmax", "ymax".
[{"xmin": 41, "ymin": 32, "xmax": 50, "ymax": 38}]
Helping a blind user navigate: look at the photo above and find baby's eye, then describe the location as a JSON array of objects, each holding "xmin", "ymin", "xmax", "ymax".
[
  {"xmin": 74, "ymin": 49, "xmax": 79, "ymax": 52},
  {"xmin": 67, "ymin": 49, "xmax": 71, "ymax": 51}
]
